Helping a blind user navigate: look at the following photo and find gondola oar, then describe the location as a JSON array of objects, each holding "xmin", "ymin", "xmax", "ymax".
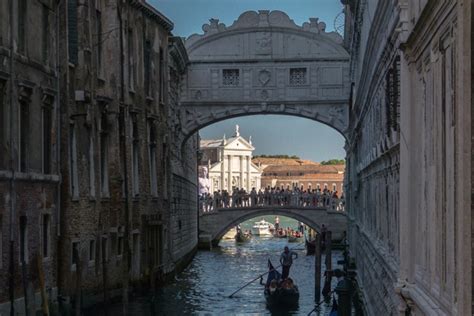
[
  {"xmin": 228, "ymin": 264, "xmax": 282, "ymax": 298},
  {"xmin": 228, "ymin": 242, "xmax": 304, "ymax": 298}
]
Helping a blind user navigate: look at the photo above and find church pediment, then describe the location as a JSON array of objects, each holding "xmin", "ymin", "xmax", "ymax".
[{"xmin": 224, "ymin": 136, "xmax": 255, "ymax": 151}]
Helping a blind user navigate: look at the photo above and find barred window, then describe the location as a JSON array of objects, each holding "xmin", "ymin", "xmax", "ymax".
[
  {"xmin": 289, "ymin": 68, "xmax": 307, "ymax": 85},
  {"xmin": 385, "ymin": 56, "xmax": 400, "ymax": 136},
  {"xmin": 222, "ymin": 69, "xmax": 239, "ymax": 86}
]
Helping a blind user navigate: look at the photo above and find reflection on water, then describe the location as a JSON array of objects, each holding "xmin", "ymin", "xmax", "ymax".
[{"xmin": 85, "ymin": 218, "xmax": 343, "ymax": 315}]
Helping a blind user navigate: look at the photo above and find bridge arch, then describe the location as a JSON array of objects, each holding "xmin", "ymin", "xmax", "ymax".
[
  {"xmin": 178, "ymin": 10, "xmax": 351, "ymax": 147},
  {"xmin": 199, "ymin": 207, "xmax": 347, "ymax": 246}
]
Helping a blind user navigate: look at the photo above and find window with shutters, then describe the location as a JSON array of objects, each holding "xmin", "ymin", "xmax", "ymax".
[
  {"xmin": 42, "ymin": 106, "xmax": 52, "ymax": 174},
  {"xmin": 101, "ymin": 236, "xmax": 109, "ymax": 262},
  {"xmin": 100, "ymin": 113, "xmax": 109, "ymax": 197},
  {"xmin": 117, "ymin": 235, "xmax": 123, "ymax": 256},
  {"xmin": 42, "ymin": 4, "xmax": 49, "ymax": 63},
  {"xmin": 159, "ymin": 48, "xmax": 164, "ymax": 102},
  {"xmin": 19, "ymin": 100, "xmax": 29, "ymax": 173},
  {"xmin": 289, "ymin": 68, "xmax": 307, "ymax": 85},
  {"xmin": 18, "ymin": 0, "xmax": 27, "ymax": 53},
  {"xmin": 69, "ymin": 123, "xmax": 79, "ymax": 198},
  {"xmin": 144, "ymin": 40, "xmax": 152, "ymax": 96},
  {"xmin": 131, "ymin": 115, "xmax": 140, "ymax": 196},
  {"xmin": 67, "ymin": 0, "xmax": 78, "ymax": 64},
  {"xmin": 71, "ymin": 241, "xmax": 79, "ymax": 270},
  {"xmin": 0, "ymin": 216, "xmax": 2, "ymax": 268},
  {"xmin": 89, "ymin": 127, "xmax": 96, "ymax": 198},
  {"xmin": 222, "ymin": 69, "xmax": 239, "ymax": 86},
  {"xmin": 95, "ymin": 9, "xmax": 102, "ymax": 75},
  {"xmin": 0, "ymin": 81, "xmax": 5, "ymax": 169},
  {"xmin": 89, "ymin": 240, "xmax": 96, "ymax": 262},
  {"xmin": 128, "ymin": 28, "xmax": 135, "ymax": 89},
  {"xmin": 149, "ymin": 121, "xmax": 157, "ymax": 197}
]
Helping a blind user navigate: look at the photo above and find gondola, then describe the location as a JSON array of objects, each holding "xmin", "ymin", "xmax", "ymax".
[
  {"xmin": 287, "ymin": 235, "xmax": 300, "ymax": 243},
  {"xmin": 287, "ymin": 232, "xmax": 302, "ymax": 243},
  {"xmin": 305, "ymin": 237, "xmax": 315, "ymax": 255},
  {"xmin": 235, "ymin": 230, "xmax": 251, "ymax": 243},
  {"xmin": 264, "ymin": 260, "xmax": 299, "ymax": 307},
  {"xmin": 273, "ymin": 230, "xmax": 287, "ymax": 238}
]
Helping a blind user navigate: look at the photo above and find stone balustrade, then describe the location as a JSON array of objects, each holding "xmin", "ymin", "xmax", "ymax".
[{"xmin": 199, "ymin": 191, "xmax": 345, "ymax": 214}]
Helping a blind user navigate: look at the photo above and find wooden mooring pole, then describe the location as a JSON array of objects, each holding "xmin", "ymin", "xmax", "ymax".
[
  {"xmin": 314, "ymin": 233, "xmax": 321, "ymax": 302},
  {"xmin": 325, "ymin": 231, "xmax": 332, "ymax": 272},
  {"xmin": 322, "ymin": 231, "xmax": 333, "ymax": 298}
]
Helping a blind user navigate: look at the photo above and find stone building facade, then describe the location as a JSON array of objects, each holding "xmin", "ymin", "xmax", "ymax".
[
  {"xmin": 0, "ymin": 0, "xmax": 198, "ymax": 313},
  {"xmin": 260, "ymin": 163, "xmax": 344, "ymax": 193},
  {"xmin": 344, "ymin": 0, "xmax": 472, "ymax": 315},
  {"xmin": 0, "ymin": 0, "xmax": 61, "ymax": 313},
  {"xmin": 168, "ymin": 36, "xmax": 199, "ymax": 275},
  {"xmin": 199, "ymin": 126, "xmax": 262, "ymax": 192},
  {"xmin": 56, "ymin": 0, "xmax": 198, "ymax": 309}
]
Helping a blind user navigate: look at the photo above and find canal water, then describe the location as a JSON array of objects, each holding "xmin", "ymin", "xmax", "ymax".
[{"xmin": 86, "ymin": 216, "xmax": 344, "ymax": 315}]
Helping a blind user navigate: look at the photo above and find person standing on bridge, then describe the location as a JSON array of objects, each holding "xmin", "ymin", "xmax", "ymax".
[{"xmin": 280, "ymin": 246, "xmax": 298, "ymax": 280}]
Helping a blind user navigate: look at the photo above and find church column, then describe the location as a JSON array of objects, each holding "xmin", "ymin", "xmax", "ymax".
[
  {"xmin": 240, "ymin": 156, "xmax": 244, "ymax": 189},
  {"xmin": 228, "ymin": 155, "xmax": 233, "ymax": 191},
  {"xmin": 220, "ymin": 152, "xmax": 225, "ymax": 191},
  {"xmin": 247, "ymin": 156, "xmax": 251, "ymax": 190}
]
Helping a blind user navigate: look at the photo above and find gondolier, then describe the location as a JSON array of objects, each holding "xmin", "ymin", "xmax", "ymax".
[{"xmin": 280, "ymin": 246, "xmax": 298, "ymax": 279}]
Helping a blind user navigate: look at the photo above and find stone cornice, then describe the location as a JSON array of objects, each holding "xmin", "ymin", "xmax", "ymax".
[
  {"xmin": 169, "ymin": 36, "xmax": 189, "ymax": 75},
  {"xmin": 186, "ymin": 10, "xmax": 343, "ymax": 50},
  {"xmin": 129, "ymin": 0, "xmax": 173, "ymax": 32},
  {"xmin": 401, "ymin": 1, "xmax": 455, "ymax": 61}
]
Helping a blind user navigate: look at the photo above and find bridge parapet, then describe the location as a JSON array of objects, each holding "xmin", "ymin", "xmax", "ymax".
[
  {"xmin": 199, "ymin": 196, "xmax": 345, "ymax": 214},
  {"xmin": 198, "ymin": 206, "xmax": 347, "ymax": 247}
]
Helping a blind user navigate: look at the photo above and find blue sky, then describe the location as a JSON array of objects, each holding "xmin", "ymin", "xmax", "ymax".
[{"xmin": 149, "ymin": 0, "xmax": 346, "ymax": 162}]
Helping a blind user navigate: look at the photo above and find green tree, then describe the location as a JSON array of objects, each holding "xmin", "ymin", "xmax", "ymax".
[
  {"xmin": 320, "ymin": 159, "xmax": 345, "ymax": 165},
  {"xmin": 253, "ymin": 154, "xmax": 301, "ymax": 159}
]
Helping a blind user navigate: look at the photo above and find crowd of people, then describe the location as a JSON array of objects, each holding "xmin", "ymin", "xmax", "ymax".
[{"xmin": 199, "ymin": 186, "xmax": 345, "ymax": 213}]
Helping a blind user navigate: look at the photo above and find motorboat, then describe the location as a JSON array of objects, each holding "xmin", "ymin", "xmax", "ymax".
[{"xmin": 252, "ymin": 219, "xmax": 274, "ymax": 236}]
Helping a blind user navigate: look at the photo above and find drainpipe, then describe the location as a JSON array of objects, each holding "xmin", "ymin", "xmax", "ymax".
[
  {"xmin": 8, "ymin": 0, "xmax": 16, "ymax": 314},
  {"xmin": 55, "ymin": 0, "xmax": 61, "ymax": 238},
  {"xmin": 54, "ymin": 1, "xmax": 64, "ymax": 310},
  {"xmin": 117, "ymin": 2, "xmax": 130, "ymax": 314}
]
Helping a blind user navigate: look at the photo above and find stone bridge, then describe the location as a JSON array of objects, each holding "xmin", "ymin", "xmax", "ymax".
[
  {"xmin": 198, "ymin": 206, "xmax": 347, "ymax": 247},
  {"xmin": 177, "ymin": 10, "xmax": 351, "ymax": 149}
]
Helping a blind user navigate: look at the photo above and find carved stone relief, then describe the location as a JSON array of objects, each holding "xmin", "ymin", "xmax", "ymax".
[
  {"xmin": 258, "ymin": 70, "xmax": 271, "ymax": 86},
  {"xmin": 256, "ymin": 32, "xmax": 272, "ymax": 55}
]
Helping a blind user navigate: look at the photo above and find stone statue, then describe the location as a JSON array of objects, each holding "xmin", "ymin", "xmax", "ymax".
[
  {"xmin": 198, "ymin": 166, "xmax": 211, "ymax": 195},
  {"xmin": 235, "ymin": 124, "xmax": 240, "ymax": 137}
]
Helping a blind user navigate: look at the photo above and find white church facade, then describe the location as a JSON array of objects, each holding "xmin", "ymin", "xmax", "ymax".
[{"xmin": 200, "ymin": 126, "xmax": 262, "ymax": 192}]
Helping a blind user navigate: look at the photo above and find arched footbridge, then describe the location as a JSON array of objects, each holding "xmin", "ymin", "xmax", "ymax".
[{"xmin": 198, "ymin": 206, "xmax": 347, "ymax": 247}]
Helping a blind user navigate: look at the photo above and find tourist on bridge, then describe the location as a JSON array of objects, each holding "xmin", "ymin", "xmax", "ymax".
[
  {"xmin": 275, "ymin": 216, "xmax": 280, "ymax": 230},
  {"xmin": 280, "ymin": 246, "xmax": 298, "ymax": 280}
]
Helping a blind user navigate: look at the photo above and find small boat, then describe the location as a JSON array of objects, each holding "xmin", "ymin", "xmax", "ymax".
[
  {"xmin": 235, "ymin": 230, "xmax": 251, "ymax": 243},
  {"xmin": 252, "ymin": 219, "xmax": 274, "ymax": 236},
  {"xmin": 305, "ymin": 238, "xmax": 315, "ymax": 255},
  {"xmin": 223, "ymin": 227, "xmax": 237, "ymax": 240},
  {"xmin": 287, "ymin": 235, "xmax": 300, "ymax": 243},
  {"xmin": 273, "ymin": 230, "xmax": 287, "ymax": 238},
  {"xmin": 287, "ymin": 231, "xmax": 302, "ymax": 243},
  {"xmin": 264, "ymin": 260, "xmax": 299, "ymax": 307}
]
